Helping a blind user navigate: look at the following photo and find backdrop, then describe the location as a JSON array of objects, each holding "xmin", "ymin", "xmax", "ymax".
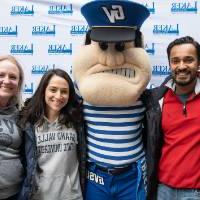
[{"xmin": 0, "ymin": 0, "xmax": 199, "ymax": 100}]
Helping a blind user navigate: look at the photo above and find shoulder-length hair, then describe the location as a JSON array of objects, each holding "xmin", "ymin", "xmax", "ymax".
[
  {"xmin": 20, "ymin": 68, "xmax": 82, "ymax": 127},
  {"xmin": 0, "ymin": 55, "xmax": 24, "ymax": 107}
]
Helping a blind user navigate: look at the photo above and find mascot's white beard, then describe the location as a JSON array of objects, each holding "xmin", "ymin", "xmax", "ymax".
[{"xmin": 73, "ymin": 41, "xmax": 151, "ymax": 106}]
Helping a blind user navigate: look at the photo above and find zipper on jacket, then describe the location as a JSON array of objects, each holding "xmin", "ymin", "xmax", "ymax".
[{"xmin": 182, "ymin": 103, "xmax": 187, "ymax": 116}]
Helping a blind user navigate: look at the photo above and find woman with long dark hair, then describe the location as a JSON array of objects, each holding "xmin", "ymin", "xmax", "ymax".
[{"xmin": 18, "ymin": 69, "xmax": 86, "ymax": 200}]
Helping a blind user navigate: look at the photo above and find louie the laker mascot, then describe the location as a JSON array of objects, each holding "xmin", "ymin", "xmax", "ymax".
[{"xmin": 73, "ymin": 0, "xmax": 151, "ymax": 199}]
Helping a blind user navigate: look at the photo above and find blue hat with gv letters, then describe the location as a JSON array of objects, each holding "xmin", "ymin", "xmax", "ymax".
[{"xmin": 81, "ymin": 0, "xmax": 150, "ymax": 42}]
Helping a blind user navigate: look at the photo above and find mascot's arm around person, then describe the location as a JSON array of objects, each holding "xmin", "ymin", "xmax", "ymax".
[{"xmin": 73, "ymin": 1, "xmax": 151, "ymax": 199}]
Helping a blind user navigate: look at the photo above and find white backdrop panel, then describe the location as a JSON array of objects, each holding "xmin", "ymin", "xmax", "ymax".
[{"xmin": 0, "ymin": 0, "xmax": 199, "ymax": 100}]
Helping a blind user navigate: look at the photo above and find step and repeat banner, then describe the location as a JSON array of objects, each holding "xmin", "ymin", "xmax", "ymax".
[{"xmin": 0, "ymin": 0, "xmax": 199, "ymax": 100}]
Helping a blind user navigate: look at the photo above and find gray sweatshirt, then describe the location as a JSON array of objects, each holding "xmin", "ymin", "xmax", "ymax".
[
  {"xmin": 32, "ymin": 117, "xmax": 82, "ymax": 200},
  {"xmin": 0, "ymin": 104, "xmax": 24, "ymax": 199}
]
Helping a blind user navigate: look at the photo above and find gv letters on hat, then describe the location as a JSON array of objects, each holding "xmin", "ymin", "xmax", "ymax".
[{"xmin": 81, "ymin": 0, "xmax": 150, "ymax": 42}]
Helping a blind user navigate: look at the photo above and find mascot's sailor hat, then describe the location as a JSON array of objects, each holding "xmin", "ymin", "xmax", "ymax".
[{"xmin": 81, "ymin": 0, "xmax": 150, "ymax": 42}]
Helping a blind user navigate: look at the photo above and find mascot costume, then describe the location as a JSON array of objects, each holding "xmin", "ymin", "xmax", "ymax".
[{"xmin": 73, "ymin": 0, "xmax": 151, "ymax": 199}]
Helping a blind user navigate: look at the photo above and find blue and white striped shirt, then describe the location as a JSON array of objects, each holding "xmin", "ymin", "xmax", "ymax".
[
  {"xmin": 84, "ymin": 101, "xmax": 145, "ymax": 168},
  {"xmin": 75, "ymin": 84, "xmax": 145, "ymax": 168}
]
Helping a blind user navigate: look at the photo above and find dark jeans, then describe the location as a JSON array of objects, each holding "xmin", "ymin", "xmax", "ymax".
[{"xmin": 1, "ymin": 193, "xmax": 18, "ymax": 200}]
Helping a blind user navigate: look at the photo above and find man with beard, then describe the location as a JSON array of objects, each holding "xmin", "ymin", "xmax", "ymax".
[{"xmin": 145, "ymin": 36, "xmax": 200, "ymax": 200}]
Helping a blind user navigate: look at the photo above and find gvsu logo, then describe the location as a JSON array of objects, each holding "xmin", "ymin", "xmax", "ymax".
[
  {"xmin": 102, "ymin": 5, "xmax": 125, "ymax": 23},
  {"xmin": 48, "ymin": 4, "xmax": 73, "ymax": 15},
  {"xmin": 0, "ymin": 25, "xmax": 18, "ymax": 37},
  {"xmin": 70, "ymin": 25, "xmax": 89, "ymax": 36},
  {"xmin": 23, "ymin": 83, "xmax": 34, "ymax": 94},
  {"xmin": 31, "ymin": 64, "xmax": 56, "ymax": 74},
  {"xmin": 10, "ymin": 5, "xmax": 34, "ymax": 16},
  {"xmin": 153, "ymin": 24, "xmax": 179, "ymax": 35},
  {"xmin": 143, "ymin": 2, "xmax": 155, "ymax": 14},
  {"xmin": 171, "ymin": 1, "xmax": 197, "ymax": 13},
  {"xmin": 10, "ymin": 44, "xmax": 33, "ymax": 55},
  {"xmin": 152, "ymin": 65, "xmax": 171, "ymax": 76},
  {"xmin": 48, "ymin": 44, "xmax": 72, "ymax": 55},
  {"xmin": 145, "ymin": 43, "xmax": 155, "ymax": 55},
  {"xmin": 32, "ymin": 25, "xmax": 56, "ymax": 36}
]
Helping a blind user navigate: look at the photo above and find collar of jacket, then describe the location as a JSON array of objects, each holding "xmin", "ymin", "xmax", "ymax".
[
  {"xmin": 24, "ymin": 122, "xmax": 36, "ymax": 142},
  {"xmin": 165, "ymin": 77, "xmax": 200, "ymax": 95}
]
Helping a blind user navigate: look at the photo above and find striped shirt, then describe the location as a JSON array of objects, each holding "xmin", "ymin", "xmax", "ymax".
[
  {"xmin": 85, "ymin": 101, "xmax": 146, "ymax": 167},
  {"xmin": 75, "ymin": 85, "xmax": 145, "ymax": 168}
]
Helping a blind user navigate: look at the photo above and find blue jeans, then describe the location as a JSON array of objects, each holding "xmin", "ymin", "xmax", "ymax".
[
  {"xmin": 85, "ymin": 157, "xmax": 147, "ymax": 200},
  {"xmin": 157, "ymin": 183, "xmax": 200, "ymax": 200}
]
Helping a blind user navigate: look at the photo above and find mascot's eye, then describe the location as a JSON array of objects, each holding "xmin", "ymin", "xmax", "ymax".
[
  {"xmin": 115, "ymin": 42, "xmax": 125, "ymax": 52},
  {"xmin": 99, "ymin": 42, "xmax": 108, "ymax": 51}
]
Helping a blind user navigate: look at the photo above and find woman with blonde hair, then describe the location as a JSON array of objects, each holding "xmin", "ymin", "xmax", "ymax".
[{"xmin": 0, "ymin": 55, "xmax": 24, "ymax": 200}]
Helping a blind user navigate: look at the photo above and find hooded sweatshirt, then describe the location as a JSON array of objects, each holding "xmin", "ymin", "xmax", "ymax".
[
  {"xmin": 0, "ymin": 103, "xmax": 24, "ymax": 199},
  {"xmin": 32, "ymin": 117, "xmax": 82, "ymax": 200}
]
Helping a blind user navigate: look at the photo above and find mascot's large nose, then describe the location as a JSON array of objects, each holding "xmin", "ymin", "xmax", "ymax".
[{"xmin": 98, "ymin": 43, "xmax": 125, "ymax": 67}]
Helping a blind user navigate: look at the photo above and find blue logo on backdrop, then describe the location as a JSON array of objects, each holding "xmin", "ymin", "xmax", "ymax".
[
  {"xmin": 0, "ymin": 25, "xmax": 18, "ymax": 36},
  {"xmin": 32, "ymin": 25, "xmax": 56, "ymax": 36},
  {"xmin": 171, "ymin": 1, "xmax": 197, "ymax": 13},
  {"xmin": 48, "ymin": 44, "xmax": 72, "ymax": 55},
  {"xmin": 145, "ymin": 43, "xmax": 155, "ymax": 55},
  {"xmin": 10, "ymin": 44, "xmax": 33, "ymax": 55},
  {"xmin": 31, "ymin": 64, "xmax": 56, "ymax": 74},
  {"xmin": 10, "ymin": 5, "xmax": 34, "ymax": 16},
  {"xmin": 70, "ymin": 25, "xmax": 89, "ymax": 36},
  {"xmin": 153, "ymin": 24, "xmax": 179, "ymax": 35},
  {"xmin": 144, "ymin": 2, "xmax": 155, "ymax": 14},
  {"xmin": 48, "ymin": 4, "xmax": 73, "ymax": 15},
  {"xmin": 23, "ymin": 83, "xmax": 34, "ymax": 94},
  {"xmin": 152, "ymin": 65, "xmax": 171, "ymax": 76}
]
